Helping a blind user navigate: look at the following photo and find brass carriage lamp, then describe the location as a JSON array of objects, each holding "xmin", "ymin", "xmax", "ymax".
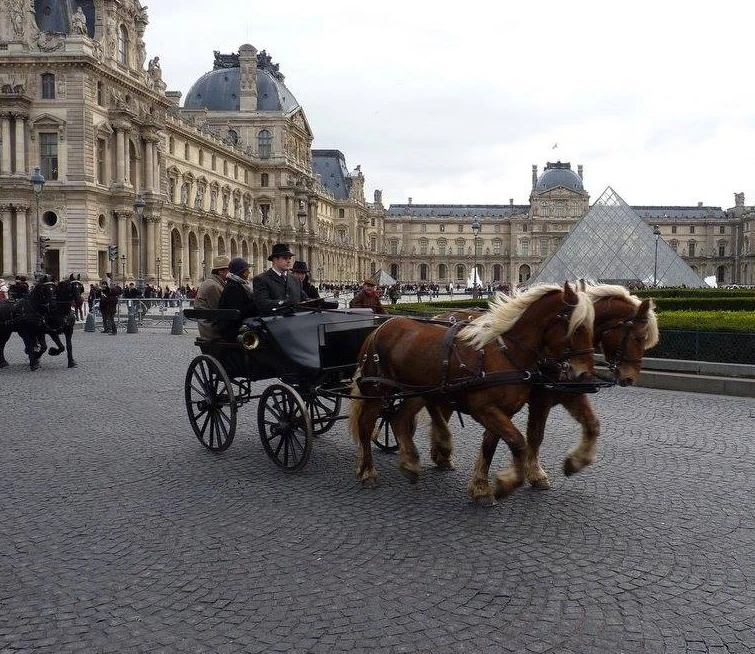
[
  {"xmin": 133, "ymin": 194, "xmax": 146, "ymax": 290},
  {"xmin": 30, "ymin": 166, "xmax": 46, "ymax": 273}
]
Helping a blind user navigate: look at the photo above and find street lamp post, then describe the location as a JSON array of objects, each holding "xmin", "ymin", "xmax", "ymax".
[
  {"xmin": 30, "ymin": 166, "xmax": 46, "ymax": 274},
  {"xmin": 156, "ymin": 257, "xmax": 161, "ymax": 290},
  {"xmin": 653, "ymin": 224, "xmax": 661, "ymax": 288},
  {"xmin": 133, "ymin": 194, "xmax": 145, "ymax": 291},
  {"xmin": 201, "ymin": 260, "xmax": 206, "ymax": 280},
  {"xmin": 120, "ymin": 255, "xmax": 127, "ymax": 288},
  {"xmin": 471, "ymin": 216, "xmax": 482, "ymax": 298},
  {"xmin": 177, "ymin": 258, "xmax": 182, "ymax": 286}
]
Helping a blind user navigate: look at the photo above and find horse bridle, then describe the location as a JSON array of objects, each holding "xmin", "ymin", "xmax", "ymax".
[{"xmin": 595, "ymin": 313, "xmax": 648, "ymax": 374}]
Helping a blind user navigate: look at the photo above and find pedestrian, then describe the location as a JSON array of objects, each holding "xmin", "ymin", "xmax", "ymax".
[
  {"xmin": 69, "ymin": 273, "xmax": 86, "ymax": 320},
  {"xmin": 99, "ymin": 279, "xmax": 122, "ymax": 335},
  {"xmin": 194, "ymin": 255, "xmax": 230, "ymax": 340},
  {"xmin": 252, "ymin": 243, "xmax": 306, "ymax": 315},
  {"xmin": 349, "ymin": 278, "xmax": 387, "ymax": 314},
  {"xmin": 0, "ymin": 278, "xmax": 7, "ymax": 301}
]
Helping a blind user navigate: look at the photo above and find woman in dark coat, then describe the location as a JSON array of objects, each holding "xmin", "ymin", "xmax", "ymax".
[
  {"xmin": 291, "ymin": 261, "xmax": 320, "ymax": 300},
  {"xmin": 217, "ymin": 257, "xmax": 256, "ymax": 340}
]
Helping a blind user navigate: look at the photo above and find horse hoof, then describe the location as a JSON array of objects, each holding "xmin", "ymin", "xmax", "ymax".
[
  {"xmin": 399, "ymin": 465, "xmax": 420, "ymax": 485},
  {"xmin": 563, "ymin": 459, "xmax": 579, "ymax": 477},
  {"xmin": 30, "ymin": 363, "xmax": 40, "ymax": 371},
  {"xmin": 0, "ymin": 360, "xmax": 8, "ymax": 369},
  {"xmin": 433, "ymin": 459, "xmax": 455, "ymax": 471},
  {"xmin": 360, "ymin": 476, "xmax": 379, "ymax": 489},
  {"xmin": 48, "ymin": 348, "xmax": 63, "ymax": 356},
  {"xmin": 529, "ymin": 477, "xmax": 551, "ymax": 490},
  {"xmin": 68, "ymin": 361, "xmax": 77, "ymax": 368}
]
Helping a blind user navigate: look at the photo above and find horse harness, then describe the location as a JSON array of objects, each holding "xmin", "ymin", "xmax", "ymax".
[{"xmin": 594, "ymin": 310, "xmax": 648, "ymax": 376}]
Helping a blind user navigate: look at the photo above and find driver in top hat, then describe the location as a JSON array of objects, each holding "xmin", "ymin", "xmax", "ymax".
[{"xmin": 252, "ymin": 243, "xmax": 307, "ymax": 315}]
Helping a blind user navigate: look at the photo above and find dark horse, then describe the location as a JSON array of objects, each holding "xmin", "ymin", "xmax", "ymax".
[{"xmin": 0, "ymin": 279, "xmax": 77, "ymax": 370}]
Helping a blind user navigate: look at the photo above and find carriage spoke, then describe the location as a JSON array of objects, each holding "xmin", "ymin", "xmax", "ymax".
[
  {"xmin": 258, "ymin": 384, "xmax": 312, "ymax": 472},
  {"xmin": 185, "ymin": 355, "xmax": 237, "ymax": 453}
]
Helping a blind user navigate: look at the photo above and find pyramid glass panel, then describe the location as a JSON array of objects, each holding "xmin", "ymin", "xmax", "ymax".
[{"xmin": 530, "ymin": 187, "xmax": 706, "ymax": 287}]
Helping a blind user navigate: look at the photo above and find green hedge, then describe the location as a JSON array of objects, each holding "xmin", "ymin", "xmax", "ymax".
[
  {"xmin": 634, "ymin": 288, "xmax": 754, "ymax": 299},
  {"xmin": 653, "ymin": 297, "xmax": 755, "ymax": 311}
]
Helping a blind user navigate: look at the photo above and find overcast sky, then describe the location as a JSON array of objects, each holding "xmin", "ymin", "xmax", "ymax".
[{"xmin": 146, "ymin": 0, "xmax": 754, "ymax": 210}]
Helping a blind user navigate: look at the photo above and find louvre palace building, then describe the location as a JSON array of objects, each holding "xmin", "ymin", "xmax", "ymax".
[{"xmin": 1, "ymin": 1, "xmax": 754, "ymax": 288}]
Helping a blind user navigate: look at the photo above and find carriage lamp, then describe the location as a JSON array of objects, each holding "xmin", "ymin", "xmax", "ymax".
[
  {"xmin": 471, "ymin": 216, "xmax": 482, "ymax": 294},
  {"xmin": 653, "ymin": 224, "xmax": 661, "ymax": 287},
  {"xmin": 134, "ymin": 194, "xmax": 146, "ymax": 291},
  {"xmin": 30, "ymin": 166, "xmax": 46, "ymax": 273}
]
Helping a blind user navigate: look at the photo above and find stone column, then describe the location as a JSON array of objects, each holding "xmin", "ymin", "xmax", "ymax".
[
  {"xmin": 1, "ymin": 116, "xmax": 11, "ymax": 175},
  {"xmin": 144, "ymin": 139, "xmax": 154, "ymax": 192},
  {"xmin": 14, "ymin": 116, "xmax": 26, "ymax": 175},
  {"xmin": 16, "ymin": 206, "xmax": 28, "ymax": 275},
  {"xmin": 117, "ymin": 212, "xmax": 129, "ymax": 277},
  {"xmin": 123, "ymin": 133, "xmax": 131, "ymax": 187},
  {"xmin": 182, "ymin": 227, "xmax": 190, "ymax": 283},
  {"xmin": 115, "ymin": 128, "xmax": 125, "ymax": 185},
  {"xmin": 146, "ymin": 218, "xmax": 156, "ymax": 277},
  {"xmin": 1, "ymin": 207, "xmax": 12, "ymax": 276}
]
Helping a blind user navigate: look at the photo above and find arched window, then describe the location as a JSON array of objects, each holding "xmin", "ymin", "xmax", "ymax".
[
  {"xmin": 118, "ymin": 25, "xmax": 129, "ymax": 66},
  {"xmin": 493, "ymin": 264, "xmax": 503, "ymax": 281},
  {"xmin": 41, "ymin": 73, "xmax": 55, "ymax": 99},
  {"xmin": 438, "ymin": 264, "xmax": 448, "ymax": 280},
  {"xmin": 688, "ymin": 241, "xmax": 696, "ymax": 257},
  {"xmin": 519, "ymin": 264, "xmax": 531, "ymax": 283},
  {"xmin": 260, "ymin": 172, "xmax": 269, "ymax": 187},
  {"xmin": 258, "ymin": 129, "xmax": 272, "ymax": 158},
  {"xmin": 455, "ymin": 264, "xmax": 465, "ymax": 281},
  {"xmin": 716, "ymin": 265, "xmax": 726, "ymax": 283},
  {"xmin": 419, "ymin": 263, "xmax": 428, "ymax": 281},
  {"xmin": 718, "ymin": 241, "xmax": 726, "ymax": 257}
]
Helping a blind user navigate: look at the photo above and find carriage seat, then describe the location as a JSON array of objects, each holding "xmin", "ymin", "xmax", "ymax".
[{"xmin": 183, "ymin": 308, "xmax": 241, "ymax": 342}]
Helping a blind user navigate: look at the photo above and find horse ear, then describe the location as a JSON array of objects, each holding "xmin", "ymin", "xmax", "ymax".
[
  {"xmin": 563, "ymin": 281, "xmax": 577, "ymax": 302},
  {"xmin": 637, "ymin": 298, "xmax": 652, "ymax": 319},
  {"xmin": 577, "ymin": 278, "xmax": 587, "ymax": 292}
]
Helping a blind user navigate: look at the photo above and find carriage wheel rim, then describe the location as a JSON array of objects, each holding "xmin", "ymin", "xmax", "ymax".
[
  {"xmin": 258, "ymin": 383, "xmax": 312, "ymax": 471},
  {"xmin": 185, "ymin": 355, "xmax": 237, "ymax": 452}
]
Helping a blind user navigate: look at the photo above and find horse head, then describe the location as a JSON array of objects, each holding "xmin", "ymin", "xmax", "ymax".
[{"xmin": 588, "ymin": 284, "xmax": 659, "ymax": 386}]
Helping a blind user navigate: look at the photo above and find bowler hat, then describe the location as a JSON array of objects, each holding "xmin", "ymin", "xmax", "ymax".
[
  {"xmin": 291, "ymin": 261, "xmax": 309, "ymax": 274},
  {"xmin": 229, "ymin": 257, "xmax": 251, "ymax": 275},
  {"xmin": 211, "ymin": 255, "xmax": 230, "ymax": 272},
  {"xmin": 363, "ymin": 278, "xmax": 377, "ymax": 286},
  {"xmin": 268, "ymin": 243, "xmax": 295, "ymax": 260}
]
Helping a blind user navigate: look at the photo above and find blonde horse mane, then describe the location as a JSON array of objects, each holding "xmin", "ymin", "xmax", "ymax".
[
  {"xmin": 582, "ymin": 282, "xmax": 659, "ymax": 349},
  {"xmin": 457, "ymin": 283, "xmax": 593, "ymax": 350}
]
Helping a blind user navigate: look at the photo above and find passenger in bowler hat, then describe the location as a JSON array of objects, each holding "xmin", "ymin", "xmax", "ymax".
[
  {"xmin": 252, "ymin": 243, "xmax": 306, "ymax": 315},
  {"xmin": 291, "ymin": 260, "xmax": 320, "ymax": 300},
  {"xmin": 194, "ymin": 254, "xmax": 231, "ymax": 340}
]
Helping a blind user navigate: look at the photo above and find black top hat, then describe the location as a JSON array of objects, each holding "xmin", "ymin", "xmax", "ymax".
[
  {"xmin": 268, "ymin": 243, "xmax": 295, "ymax": 260},
  {"xmin": 291, "ymin": 261, "xmax": 309, "ymax": 274}
]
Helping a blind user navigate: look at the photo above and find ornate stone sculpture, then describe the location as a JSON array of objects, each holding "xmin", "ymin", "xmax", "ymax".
[
  {"xmin": 147, "ymin": 57, "xmax": 162, "ymax": 82},
  {"xmin": 71, "ymin": 7, "xmax": 88, "ymax": 35}
]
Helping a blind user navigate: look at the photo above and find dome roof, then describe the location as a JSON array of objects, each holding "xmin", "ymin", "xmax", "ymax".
[
  {"xmin": 184, "ymin": 65, "xmax": 300, "ymax": 113},
  {"xmin": 535, "ymin": 162, "xmax": 584, "ymax": 193}
]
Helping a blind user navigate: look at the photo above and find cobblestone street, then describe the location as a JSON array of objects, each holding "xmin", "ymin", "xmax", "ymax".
[{"xmin": 1, "ymin": 331, "xmax": 754, "ymax": 653}]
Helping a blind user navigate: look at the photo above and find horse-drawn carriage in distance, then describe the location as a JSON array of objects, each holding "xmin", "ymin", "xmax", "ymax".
[{"xmin": 183, "ymin": 307, "xmax": 381, "ymax": 472}]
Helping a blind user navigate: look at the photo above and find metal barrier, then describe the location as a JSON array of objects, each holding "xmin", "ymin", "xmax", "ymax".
[{"xmin": 649, "ymin": 329, "xmax": 755, "ymax": 365}]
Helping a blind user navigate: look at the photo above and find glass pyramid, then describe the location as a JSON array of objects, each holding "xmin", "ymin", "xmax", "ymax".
[{"xmin": 529, "ymin": 187, "xmax": 706, "ymax": 287}]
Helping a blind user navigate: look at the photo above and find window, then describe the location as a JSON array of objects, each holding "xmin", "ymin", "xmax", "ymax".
[
  {"xmin": 455, "ymin": 264, "xmax": 465, "ymax": 281},
  {"xmin": 419, "ymin": 240, "xmax": 428, "ymax": 255},
  {"xmin": 556, "ymin": 203, "xmax": 566, "ymax": 217},
  {"xmin": 39, "ymin": 132, "xmax": 58, "ymax": 180},
  {"xmin": 234, "ymin": 164, "xmax": 238, "ymax": 179},
  {"xmin": 670, "ymin": 240, "xmax": 678, "ymax": 253},
  {"xmin": 96, "ymin": 138, "xmax": 106, "ymax": 184},
  {"xmin": 494, "ymin": 224, "xmax": 501, "ymax": 233},
  {"xmin": 390, "ymin": 241, "xmax": 398, "ymax": 255},
  {"xmin": 370, "ymin": 217, "xmax": 375, "ymax": 227},
  {"xmin": 520, "ymin": 239, "xmax": 529, "ymax": 257},
  {"xmin": 97, "ymin": 81, "xmax": 103, "ymax": 105},
  {"xmin": 474, "ymin": 240, "xmax": 482, "ymax": 257},
  {"xmin": 493, "ymin": 241, "xmax": 501, "ymax": 255},
  {"xmin": 719, "ymin": 225, "xmax": 725, "ymax": 234},
  {"xmin": 671, "ymin": 225, "xmax": 677, "ymax": 234},
  {"xmin": 421, "ymin": 223, "xmax": 427, "ymax": 233},
  {"xmin": 198, "ymin": 149, "xmax": 204, "ymax": 166},
  {"xmin": 521, "ymin": 223, "xmax": 528, "ymax": 232},
  {"xmin": 718, "ymin": 242, "xmax": 726, "ymax": 257},
  {"xmin": 339, "ymin": 208, "xmax": 345, "ymax": 219},
  {"xmin": 260, "ymin": 173, "xmax": 269, "ymax": 187},
  {"xmin": 258, "ymin": 129, "xmax": 272, "ymax": 158},
  {"xmin": 259, "ymin": 203, "xmax": 270, "ymax": 224},
  {"xmin": 688, "ymin": 241, "xmax": 696, "ymax": 257},
  {"xmin": 457, "ymin": 224, "xmax": 463, "ymax": 233},
  {"xmin": 118, "ymin": 25, "xmax": 129, "ymax": 66},
  {"xmin": 438, "ymin": 241, "xmax": 447, "ymax": 256},
  {"xmin": 439, "ymin": 224, "xmax": 445, "ymax": 232},
  {"xmin": 168, "ymin": 137, "xmax": 175, "ymax": 155},
  {"xmin": 456, "ymin": 242, "xmax": 464, "ymax": 256},
  {"xmin": 539, "ymin": 238, "xmax": 549, "ymax": 257},
  {"xmin": 41, "ymin": 73, "xmax": 55, "ymax": 99},
  {"xmin": 689, "ymin": 225, "xmax": 695, "ymax": 234},
  {"xmin": 184, "ymin": 143, "xmax": 190, "ymax": 160},
  {"xmin": 370, "ymin": 236, "xmax": 376, "ymax": 252},
  {"xmin": 223, "ymin": 160, "xmax": 228, "ymax": 176}
]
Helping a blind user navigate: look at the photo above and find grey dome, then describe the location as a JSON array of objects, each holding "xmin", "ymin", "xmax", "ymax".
[
  {"xmin": 535, "ymin": 163, "xmax": 584, "ymax": 192},
  {"xmin": 184, "ymin": 67, "xmax": 300, "ymax": 113}
]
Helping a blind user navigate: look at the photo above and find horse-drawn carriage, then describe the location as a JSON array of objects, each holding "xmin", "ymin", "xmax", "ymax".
[{"xmin": 183, "ymin": 307, "xmax": 381, "ymax": 471}]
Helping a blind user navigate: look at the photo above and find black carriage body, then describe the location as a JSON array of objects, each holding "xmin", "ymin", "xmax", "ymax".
[{"xmin": 193, "ymin": 309, "xmax": 378, "ymax": 385}]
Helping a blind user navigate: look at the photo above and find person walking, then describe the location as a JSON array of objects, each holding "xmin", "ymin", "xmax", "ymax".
[
  {"xmin": 194, "ymin": 255, "xmax": 230, "ymax": 340},
  {"xmin": 252, "ymin": 243, "xmax": 306, "ymax": 315}
]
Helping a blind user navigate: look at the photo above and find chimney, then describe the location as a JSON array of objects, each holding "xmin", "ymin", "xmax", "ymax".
[
  {"xmin": 408, "ymin": 197, "xmax": 412, "ymax": 205},
  {"xmin": 509, "ymin": 198, "xmax": 513, "ymax": 206},
  {"xmin": 532, "ymin": 165, "xmax": 538, "ymax": 190},
  {"xmin": 238, "ymin": 43, "xmax": 258, "ymax": 111},
  {"xmin": 735, "ymin": 192, "xmax": 745, "ymax": 207},
  {"xmin": 374, "ymin": 189, "xmax": 383, "ymax": 205},
  {"xmin": 578, "ymin": 165, "xmax": 583, "ymax": 180},
  {"xmin": 698, "ymin": 201, "xmax": 703, "ymax": 207}
]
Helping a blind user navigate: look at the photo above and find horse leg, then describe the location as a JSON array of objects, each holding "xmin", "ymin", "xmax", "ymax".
[
  {"xmin": 47, "ymin": 331, "xmax": 64, "ymax": 356},
  {"xmin": 469, "ymin": 408, "xmax": 527, "ymax": 501},
  {"xmin": 427, "ymin": 404, "xmax": 455, "ymax": 470},
  {"xmin": 65, "ymin": 328, "xmax": 76, "ymax": 368},
  {"xmin": 467, "ymin": 429, "xmax": 500, "ymax": 503},
  {"xmin": 391, "ymin": 397, "xmax": 425, "ymax": 483},
  {"xmin": 349, "ymin": 386, "xmax": 382, "ymax": 487},
  {"xmin": 524, "ymin": 388, "xmax": 557, "ymax": 489},
  {"xmin": 21, "ymin": 333, "xmax": 42, "ymax": 371},
  {"xmin": 561, "ymin": 394, "xmax": 600, "ymax": 476}
]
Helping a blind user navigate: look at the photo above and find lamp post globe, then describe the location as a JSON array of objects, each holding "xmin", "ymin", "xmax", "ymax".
[{"xmin": 30, "ymin": 166, "xmax": 46, "ymax": 274}]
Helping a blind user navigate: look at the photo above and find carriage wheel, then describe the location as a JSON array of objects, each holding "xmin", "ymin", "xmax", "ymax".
[
  {"xmin": 258, "ymin": 383, "xmax": 313, "ymax": 472},
  {"xmin": 185, "ymin": 354, "xmax": 237, "ymax": 452},
  {"xmin": 305, "ymin": 392, "xmax": 342, "ymax": 436},
  {"xmin": 372, "ymin": 415, "xmax": 399, "ymax": 453}
]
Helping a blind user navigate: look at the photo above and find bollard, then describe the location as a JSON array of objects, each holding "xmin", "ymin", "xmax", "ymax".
[
  {"xmin": 126, "ymin": 305, "xmax": 138, "ymax": 333},
  {"xmin": 84, "ymin": 312, "xmax": 96, "ymax": 332},
  {"xmin": 171, "ymin": 308, "xmax": 184, "ymax": 335}
]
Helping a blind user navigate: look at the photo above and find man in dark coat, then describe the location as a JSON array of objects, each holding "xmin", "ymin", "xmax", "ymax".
[
  {"xmin": 99, "ymin": 280, "xmax": 122, "ymax": 334},
  {"xmin": 252, "ymin": 243, "xmax": 306, "ymax": 315}
]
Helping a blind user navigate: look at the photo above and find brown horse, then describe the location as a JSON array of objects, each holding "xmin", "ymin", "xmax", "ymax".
[
  {"xmin": 349, "ymin": 282, "xmax": 595, "ymax": 502},
  {"xmin": 430, "ymin": 282, "xmax": 659, "ymax": 490}
]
